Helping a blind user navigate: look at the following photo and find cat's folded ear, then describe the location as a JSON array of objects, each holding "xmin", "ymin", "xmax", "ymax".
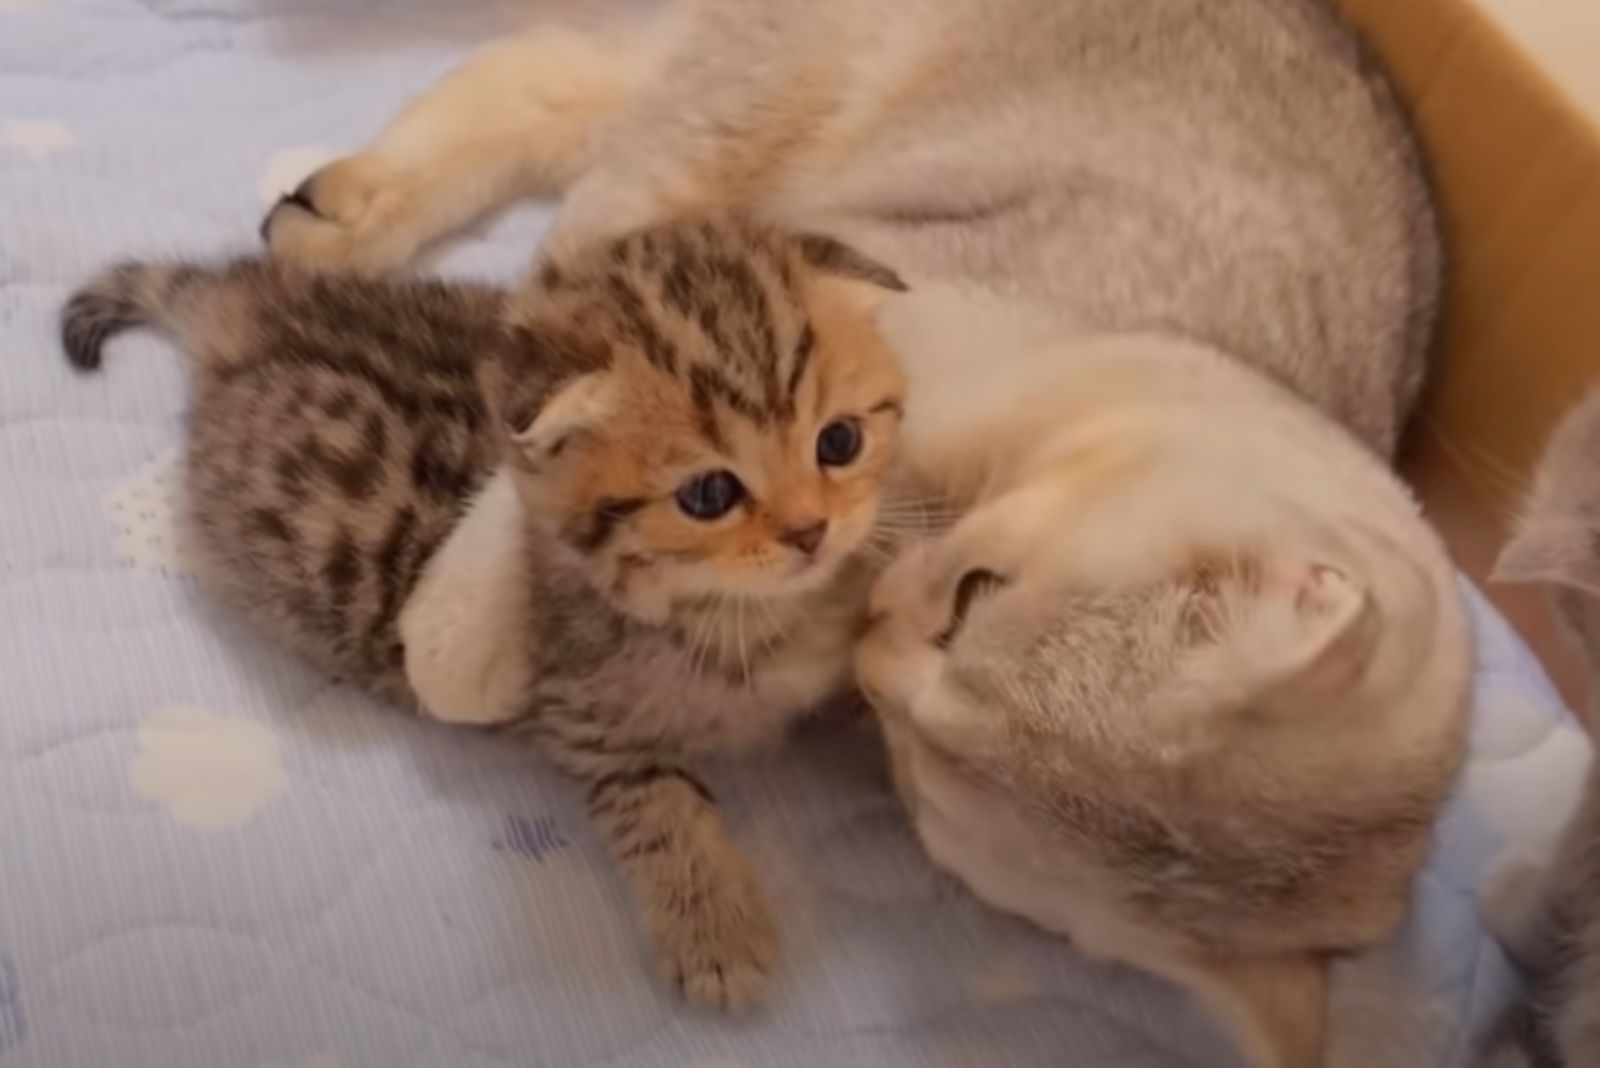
[
  {"xmin": 797, "ymin": 232, "xmax": 908, "ymax": 316},
  {"xmin": 1183, "ymin": 555, "xmax": 1374, "ymax": 698},
  {"xmin": 479, "ymin": 322, "xmax": 616, "ymax": 467},
  {"xmin": 1493, "ymin": 517, "xmax": 1600, "ymax": 592}
]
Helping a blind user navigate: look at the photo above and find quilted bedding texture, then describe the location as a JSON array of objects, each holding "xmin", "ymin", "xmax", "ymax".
[{"xmin": 0, "ymin": 2, "xmax": 1593, "ymax": 1066}]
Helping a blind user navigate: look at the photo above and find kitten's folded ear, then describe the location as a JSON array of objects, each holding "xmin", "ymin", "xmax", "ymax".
[
  {"xmin": 509, "ymin": 371, "xmax": 620, "ymax": 462},
  {"xmin": 797, "ymin": 232, "xmax": 908, "ymax": 295},
  {"xmin": 479, "ymin": 322, "xmax": 615, "ymax": 466}
]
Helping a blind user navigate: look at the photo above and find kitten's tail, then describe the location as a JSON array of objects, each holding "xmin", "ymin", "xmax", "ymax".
[{"xmin": 60, "ymin": 261, "xmax": 223, "ymax": 371}]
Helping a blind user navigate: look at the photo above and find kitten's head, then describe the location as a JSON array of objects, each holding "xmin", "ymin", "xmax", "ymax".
[
  {"xmin": 481, "ymin": 213, "xmax": 907, "ymax": 621},
  {"xmin": 1495, "ymin": 384, "xmax": 1600, "ymax": 683}
]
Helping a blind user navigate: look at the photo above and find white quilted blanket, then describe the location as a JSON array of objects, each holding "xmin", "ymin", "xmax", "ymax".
[{"xmin": 0, "ymin": 2, "xmax": 1591, "ymax": 1066}]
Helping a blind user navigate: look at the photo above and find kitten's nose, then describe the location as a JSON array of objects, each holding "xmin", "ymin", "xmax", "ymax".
[{"xmin": 779, "ymin": 520, "xmax": 828, "ymax": 556}]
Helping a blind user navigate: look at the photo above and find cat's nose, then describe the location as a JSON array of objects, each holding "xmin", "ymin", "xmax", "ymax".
[{"xmin": 779, "ymin": 520, "xmax": 828, "ymax": 556}]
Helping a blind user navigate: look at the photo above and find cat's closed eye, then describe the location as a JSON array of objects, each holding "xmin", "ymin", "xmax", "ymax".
[{"xmin": 935, "ymin": 568, "xmax": 1009, "ymax": 647}]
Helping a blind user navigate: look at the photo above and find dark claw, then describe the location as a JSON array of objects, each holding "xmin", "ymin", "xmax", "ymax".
[
  {"xmin": 284, "ymin": 175, "xmax": 321, "ymax": 214},
  {"xmin": 258, "ymin": 177, "xmax": 322, "ymax": 244}
]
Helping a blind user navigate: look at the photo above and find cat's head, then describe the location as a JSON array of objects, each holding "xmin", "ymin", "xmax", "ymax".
[
  {"xmin": 1495, "ymin": 383, "xmax": 1600, "ymax": 686},
  {"xmin": 857, "ymin": 491, "xmax": 1378, "ymax": 794},
  {"xmin": 857, "ymin": 487, "xmax": 1409, "ymax": 1068},
  {"xmin": 481, "ymin": 213, "xmax": 907, "ymax": 621}
]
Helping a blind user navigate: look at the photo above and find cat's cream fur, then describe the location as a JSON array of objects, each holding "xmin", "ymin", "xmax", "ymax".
[
  {"xmin": 259, "ymin": 0, "xmax": 1470, "ymax": 1053},
  {"xmin": 858, "ymin": 291, "xmax": 1472, "ymax": 1068},
  {"xmin": 265, "ymin": 0, "xmax": 1438, "ymax": 458}
]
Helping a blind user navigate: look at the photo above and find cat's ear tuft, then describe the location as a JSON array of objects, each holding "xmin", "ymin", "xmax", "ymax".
[
  {"xmin": 797, "ymin": 233, "xmax": 908, "ymax": 295},
  {"xmin": 1493, "ymin": 519, "xmax": 1600, "ymax": 592}
]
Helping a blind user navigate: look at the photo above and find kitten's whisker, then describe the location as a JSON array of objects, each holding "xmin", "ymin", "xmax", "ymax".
[
  {"xmin": 877, "ymin": 503, "xmax": 961, "ymax": 522},
  {"xmin": 859, "ymin": 529, "xmax": 901, "ymax": 563},
  {"xmin": 871, "ymin": 519, "xmax": 942, "ymax": 541},
  {"xmin": 685, "ymin": 607, "xmax": 710, "ymax": 678},
  {"xmin": 754, "ymin": 597, "xmax": 788, "ymax": 649},
  {"xmin": 858, "ymin": 540, "xmax": 896, "ymax": 564},
  {"xmin": 734, "ymin": 597, "xmax": 751, "ymax": 685}
]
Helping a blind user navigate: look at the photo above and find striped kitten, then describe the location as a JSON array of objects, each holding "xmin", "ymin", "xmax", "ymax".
[{"xmin": 59, "ymin": 214, "xmax": 908, "ymax": 1009}]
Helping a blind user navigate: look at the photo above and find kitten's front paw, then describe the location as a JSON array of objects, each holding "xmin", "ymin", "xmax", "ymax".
[
  {"xmin": 651, "ymin": 874, "xmax": 778, "ymax": 1012},
  {"xmin": 260, "ymin": 155, "xmax": 417, "ymax": 274}
]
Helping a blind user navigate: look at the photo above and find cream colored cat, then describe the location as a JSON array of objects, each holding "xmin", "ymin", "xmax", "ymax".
[{"xmin": 856, "ymin": 292, "xmax": 1472, "ymax": 1068}]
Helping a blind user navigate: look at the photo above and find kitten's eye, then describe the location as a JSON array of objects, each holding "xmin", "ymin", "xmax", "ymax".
[
  {"xmin": 817, "ymin": 419, "xmax": 863, "ymax": 467},
  {"xmin": 675, "ymin": 470, "xmax": 746, "ymax": 521},
  {"xmin": 935, "ymin": 568, "xmax": 1009, "ymax": 648}
]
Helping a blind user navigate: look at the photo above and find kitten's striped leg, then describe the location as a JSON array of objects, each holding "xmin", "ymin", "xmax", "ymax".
[{"xmin": 576, "ymin": 758, "xmax": 777, "ymax": 1010}]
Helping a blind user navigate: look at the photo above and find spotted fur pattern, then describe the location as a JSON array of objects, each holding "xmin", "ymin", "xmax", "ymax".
[
  {"xmin": 64, "ymin": 258, "xmax": 502, "ymax": 696},
  {"xmin": 60, "ymin": 213, "xmax": 909, "ymax": 1009}
]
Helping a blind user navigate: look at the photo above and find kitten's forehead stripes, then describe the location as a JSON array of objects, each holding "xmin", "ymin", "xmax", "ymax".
[
  {"xmin": 552, "ymin": 218, "xmax": 827, "ymax": 443},
  {"xmin": 606, "ymin": 273, "xmax": 679, "ymax": 375}
]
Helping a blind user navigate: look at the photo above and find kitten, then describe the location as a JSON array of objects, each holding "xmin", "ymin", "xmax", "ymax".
[
  {"xmin": 854, "ymin": 291, "xmax": 1472, "ymax": 1068},
  {"xmin": 1475, "ymin": 385, "xmax": 1600, "ymax": 1068},
  {"xmin": 60, "ymin": 214, "xmax": 909, "ymax": 1010}
]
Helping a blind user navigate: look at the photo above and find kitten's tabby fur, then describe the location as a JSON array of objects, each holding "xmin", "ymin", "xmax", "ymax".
[
  {"xmin": 61, "ymin": 214, "xmax": 908, "ymax": 1010},
  {"xmin": 1476, "ymin": 385, "xmax": 1600, "ymax": 1068}
]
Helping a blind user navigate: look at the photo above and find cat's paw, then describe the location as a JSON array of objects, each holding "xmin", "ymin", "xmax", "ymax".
[
  {"xmin": 651, "ymin": 875, "xmax": 778, "ymax": 1012},
  {"xmin": 260, "ymin": 155, "xmax": 417, "ymax": 274}
]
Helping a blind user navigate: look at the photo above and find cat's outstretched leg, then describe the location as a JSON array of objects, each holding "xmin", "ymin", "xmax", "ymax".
[{"xmin": 261, "ymin": 24, "xmax": 657, "ymax": 274}]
